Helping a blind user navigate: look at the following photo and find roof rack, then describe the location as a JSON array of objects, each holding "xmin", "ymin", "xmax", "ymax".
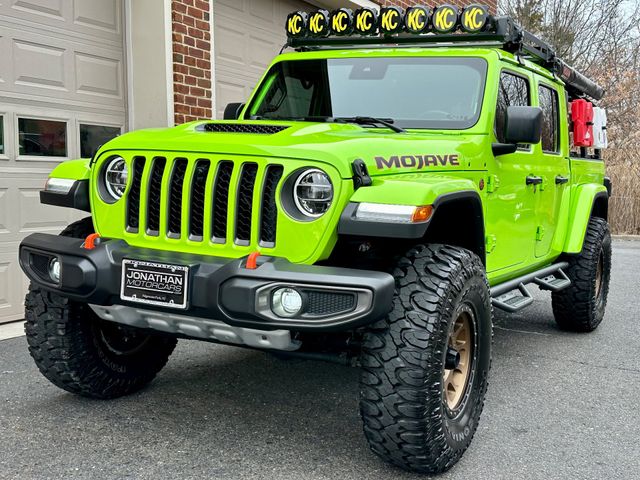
[{"xmin": 285, "ymin": 8, "xmax": 604, "ymax": 101}]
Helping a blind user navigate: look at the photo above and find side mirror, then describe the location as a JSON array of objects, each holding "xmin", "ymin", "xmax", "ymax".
[
  {"xmin": 493, "ymin": 106, "xmax": 543, "ymax": 156},
  {"xmin": 223, "ymin": 102, "xmax": 245, "ymax": 120}
]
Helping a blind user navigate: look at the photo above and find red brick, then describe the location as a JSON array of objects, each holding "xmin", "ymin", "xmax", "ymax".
[
  {"xmin": 184, "ymin": 35, "xmax": 195, "ymax": 47},
  {"xmin": 175, "ymin": 103, "xmax": 191, "ymax": 114},
  {"xmin": 195, "ymin": 0, "xmax": 208, "ymax": 12},
  {"xmin": 182, "ymin": 14, "xmax": 195, "ymax": 27},
  {"xmin": 196, "ymin": 58, "xmax": 210, "ymax": 70},
  {"xmin": 188, "ymin": 66, "xmax": 204, "ymax": 78},
  {"xmin": 197, "ymin": 78, "xmax": 211, "ymax": 89},
  {"xmin": 185, "ymin": 75, "xmax": 197, "ymax": 86},
  {"xmin": 196, "ymin": 39, "xmax": 210, "ymax": 51},
  {"xmin": 188, "ymin": 47, "xmax": 205, "ymax": 59},
  {"xmin": 188, "ymin": 27, "xmax": 204, "ymax": 39},
  {"xmin": 173, "ymin": 73, "xmax": 184, "ymax": 83},
  {"xmin": 187, "ymin": 6, "xmax": 203, "ymax": 19},
  {"xmin": 185, "ymin": 55, "xmax": 197, "ymax": 66},
  {"xmin": 173, "ymin": 2, "xmax": 187, "ymax": 13},
  {"xmin": 174, "ymin": 83, "xmax": 190, "ymax": 94},
  {"xmin": 173, "ymin": 23, "xmax": 187, "ymax": 34},
  {"xmin": 197, "ymin": 98, "xmax": 212, "ymax": 108}
]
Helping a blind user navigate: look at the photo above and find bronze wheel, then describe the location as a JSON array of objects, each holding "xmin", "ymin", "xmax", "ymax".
[{"xmin": 444, "ymin": 306, "xmax": 476, "ymax": 412}]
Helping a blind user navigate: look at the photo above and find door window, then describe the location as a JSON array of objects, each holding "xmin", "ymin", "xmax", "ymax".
[
  {"xmin": 18, "ymin": 118, "xmax": 67, "ymax": 157},
  {"xmin": 495, "ymin": 71, "xmax": 530, "ymax": 146},
  {"xmin": 79, "ymin": 124, "xmax": 121, "ymax": 158},
  {"xmin": 538, "ymin": 85, "xmax": 560, "ymax": 153}
]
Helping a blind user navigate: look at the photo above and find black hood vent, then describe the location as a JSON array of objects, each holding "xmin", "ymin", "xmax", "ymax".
[{"xmin": 199, "ymin": 123, "xmax": 289, "ymax": 134}]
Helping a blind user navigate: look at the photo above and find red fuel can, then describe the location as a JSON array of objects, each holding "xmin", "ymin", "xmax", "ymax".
[{"xmin": 571, "ymin": 99, "xmax": 594, "ymax": 147}]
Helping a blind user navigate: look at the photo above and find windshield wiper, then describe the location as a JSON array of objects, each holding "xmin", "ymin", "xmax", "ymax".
[{"xmin": 334, "ymin": 116, "xmax": 406, "ymax": 133}]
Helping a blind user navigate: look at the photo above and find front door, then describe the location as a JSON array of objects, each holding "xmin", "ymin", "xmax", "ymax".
[{"xmin": 485, "ymin": 69, "xmax": 538, "ymax": 275}]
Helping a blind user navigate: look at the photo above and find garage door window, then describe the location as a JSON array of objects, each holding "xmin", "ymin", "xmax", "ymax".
[
  {"xmin": 80, "ymin": 124, "xmax": 121, "ymax": 158},
  {"xmin": 18, "ymin": 118, "xmax": 67, "ymax": 157}
]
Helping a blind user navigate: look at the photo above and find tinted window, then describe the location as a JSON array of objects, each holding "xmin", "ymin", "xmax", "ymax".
[
  {"xmin": 0, "ymin": 116, "xmax": 4, "ymax": 155},
  {"xmin": 18, "ymin": 118, "xmax": 67, "ymax": 157},
  {"xmin": 249, "ymin": 57, "xmax": 488, "ymax": 130},
  {"xmin": 539, "ymin": 85, "xmax": 559, "ymax": 153},
  {"xmin": 495, "ymin": 72, "xmax": 530, "ymax": 144},
  {"xmin": 80, "ymin": 124, "xmax": 121, "ymax": 158}
]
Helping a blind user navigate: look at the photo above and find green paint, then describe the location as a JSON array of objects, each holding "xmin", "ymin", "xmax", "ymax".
[{"xmin": 45, "ymin": 46, "xmax": 606, "ymax": 287}]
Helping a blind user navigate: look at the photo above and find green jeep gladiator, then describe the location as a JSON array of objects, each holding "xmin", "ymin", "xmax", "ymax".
[{"xmin": 19, "ymin": 5, "xmax": 612, "ymax": 475}]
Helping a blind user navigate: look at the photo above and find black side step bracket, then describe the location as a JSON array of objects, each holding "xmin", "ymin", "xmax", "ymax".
[{"xmin": 490, "ymin": 262, "xmax": 571, "ymax": 313}]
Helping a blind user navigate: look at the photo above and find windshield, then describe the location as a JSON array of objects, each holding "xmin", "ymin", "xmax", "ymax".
[{"xmin": 248, "ymin": 57, "xmax": 487, "ymax": 130}]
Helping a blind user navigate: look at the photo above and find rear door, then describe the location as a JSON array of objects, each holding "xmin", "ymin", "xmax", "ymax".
[
  {"xmin": 532, "ymin": 81, "xmax": 570, "ymax": 258},
  {"xmin": 485, "ymin": 69, "xmax": 538, "ymax": 274}
]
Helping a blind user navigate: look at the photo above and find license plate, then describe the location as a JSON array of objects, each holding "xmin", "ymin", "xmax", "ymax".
[{"xmin": 120, "ymin": 259, "xmax": 189, "ymax": 309}]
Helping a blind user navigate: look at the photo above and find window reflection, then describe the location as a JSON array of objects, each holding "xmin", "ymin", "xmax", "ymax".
[{"xmin": 19, "ymin": 118, "xmax": 67, "ymax": 157}]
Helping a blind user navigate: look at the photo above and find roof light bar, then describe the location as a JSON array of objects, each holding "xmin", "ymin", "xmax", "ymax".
[
  {"xmin": 286, "ymin": 4, "xmax": 491, "ymax": 39},
  {"xmin": 283, "ymin": 4, "xmax": 604, "ymax": 101}
]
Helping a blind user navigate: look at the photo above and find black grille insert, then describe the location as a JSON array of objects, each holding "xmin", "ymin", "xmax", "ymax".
[
  {"xmin": 259, "ymin": 165, "xmax": 283, "ymax": 246},
  {"xmin": 189, "ymin": 160, "xmax": 210, "ymax": 240},
  {"xmin": 201, "ymin": 123, "xmax": 288, "ymax": 134},
  {"xmin": 235, "ymin": 163, "xmax": 258, "ymax": 245},
  {"xmin": 212, "ymin": 161, "xmax": 234, "ymax": 242},
  {"xmin": 147, "ymin": 157, "xmax": 166, "ymax": 235},
  {"xmin": 126, "ymin": 157, "xmax": 145, "ymax": 232},
  {"xmin": 168, "ymin": 158, "xmax": 188, "ymax": 237},
  {"xmin": 305, "ymin": 291, "xmax": 357, "ymax": 316}
]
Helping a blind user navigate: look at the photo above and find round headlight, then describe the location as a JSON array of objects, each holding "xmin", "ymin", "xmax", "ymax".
[
  {"xmin": 293, "ymin": 169, "xmax": 333, "ymax": 217},
  {"xmin": 104, "ymin": 156, "xmax": 128, "ymax": 200}
]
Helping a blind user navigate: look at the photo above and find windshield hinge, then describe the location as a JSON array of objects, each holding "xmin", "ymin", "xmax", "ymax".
[{"xmin": 352, "ymin": 159, "xmax": 372, "ymax": 190}]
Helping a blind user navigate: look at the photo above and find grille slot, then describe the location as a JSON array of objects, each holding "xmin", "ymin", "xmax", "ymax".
[
  {"xmin": 189, "ymin": 160, "xmax": 210, "ymax": 240},
  {"xmin": 211, "ymin": 161, "xmax": 234, "ymax": 242},
  {"xmin": 260, "ymin": 165, "xmax": 283, "ymax": 246},
  {"xmin": 200, "ymin": 123, "xmax": 288, "ymax": 134},
  {"xmin": 126, "ymin": 157, "xmax": 145, "ymax": 232},
  {"xmin": 305, "ymin": 291, "xmax": 357, "ymax": 316},
  {"xmin": 147, "ymin": 157, "xmax": 166, "ymax": 235},
  {"xmin": 168, "ymin": 158, "xmax": 188, "ymax": 237},
  {"xmin": 235, "ymin": 163, "xmax": 258, "ymax": 245}
]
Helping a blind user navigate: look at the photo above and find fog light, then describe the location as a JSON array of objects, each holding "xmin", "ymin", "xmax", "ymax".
[
  {"xmin": 48, "ymin": 257, "xmax": 61, "ymax": 283},
  {"xmin": 272, "ymin": 287, "xmax": 303, "ymax": 317}
]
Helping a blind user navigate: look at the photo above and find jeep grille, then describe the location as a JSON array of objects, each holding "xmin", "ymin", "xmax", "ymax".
[{"xmin": 125, "ymin": 156, "xmax": 283, "ymax": 247}]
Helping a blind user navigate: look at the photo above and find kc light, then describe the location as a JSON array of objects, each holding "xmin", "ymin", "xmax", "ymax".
[
  {"xmin": 404, "ymin": 6, "xmax": 431, "ymax": 34},
  {"xmin": 354, "ymin": 7, "xmax": 378, "ymax": 35},
  {"xmin": 272, "ymin": 287, "xmax": 304, "ymax": 317},
  {"xmin": 379, "ymin": 6, "xmax": 404, "ymax": 35},
  {"xmin": 330, "ymin": 8, "xmax": 354, "ymax": 35},
  {"xmin": 354, "ymin": 203, "xmax": 433, "ymax": 224},
  {"xmin": 103, "ymin": 156, "xmax": 128, "ymax": 200},
  {"xmin": 293, "ymin": 169, "xmax": 333, "ymax": 217},
  {"xmin": 460, "ymin": 4, "xmax": 489, "ymax": 33},
  {"xmin": 432, "ymin": 5, "xmax": 459, "ymax": 33},
  {"xmin": 308, "ymin": 9, "xmax": 329, "ymax": 37},
  {"xmin": 44, "ymin": 178, "xmax": 75, "ymax": 194}
]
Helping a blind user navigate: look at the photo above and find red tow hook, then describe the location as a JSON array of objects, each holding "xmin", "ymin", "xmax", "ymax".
[
  {"xmin": 83, "ymin": 233, "xmax": 101, "ymax": 250},
  {"xmin": 246, "ymin": 251, "xmax": 260, "ymax": 270}
]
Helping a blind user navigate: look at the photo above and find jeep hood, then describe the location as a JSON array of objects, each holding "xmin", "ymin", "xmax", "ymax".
[{"xmin": 98, "ymin": 120, "xmax": 488, "ymax": 177}]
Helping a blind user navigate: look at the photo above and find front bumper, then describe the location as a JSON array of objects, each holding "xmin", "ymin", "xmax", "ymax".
[{"xmin": 19, "ymin": 233, "xmax": 394, "ymax": 332}]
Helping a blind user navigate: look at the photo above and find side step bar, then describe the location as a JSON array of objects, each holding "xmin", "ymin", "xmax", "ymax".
[{"xmin": 491, "ymin": 262, "xmax": 571, "ymax": 313}]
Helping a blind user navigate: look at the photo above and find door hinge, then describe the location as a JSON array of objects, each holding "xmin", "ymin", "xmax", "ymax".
[
  {"xmin": 536, "ymin": 226, "xmax": 545, "ymax": 241},
  {"xmin": 485, "ymin": 234, "xmax": 497, "ymax": 253},
  {"xmin": 487, "ymin": 175, "xmax": 500, "ymax": 193}
]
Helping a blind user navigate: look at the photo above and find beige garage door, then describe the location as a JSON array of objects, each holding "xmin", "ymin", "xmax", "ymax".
[
  {"xmin": 213, "ymin": 0, "xmax": 313, "ymax": 119},
  {"xmin": 0, "ymin": 0, "xmax": 126, "ymax": 323}
]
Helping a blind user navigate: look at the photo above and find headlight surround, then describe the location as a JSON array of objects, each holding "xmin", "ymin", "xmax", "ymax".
[
  {"xmin": 102, "ymin": 156, "xmax": 128, "ymax": 201},
  {"xmin": 293, "ymin": 169, "xmax": 333, "ymax": 218}
]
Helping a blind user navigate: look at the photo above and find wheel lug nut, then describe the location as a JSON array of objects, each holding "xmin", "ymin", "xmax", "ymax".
[{"xmin": 445, "ymin": 347, "xmax": 460, "ymax": 369}]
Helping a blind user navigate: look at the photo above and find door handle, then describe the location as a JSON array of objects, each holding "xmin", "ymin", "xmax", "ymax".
[
  {"xmin": 526, "ymin": 175, "xmax": 543, "ymax": 186},
  {"xmin": 555, "ymin": 175, "xmax": 569, "ymax": 185}
]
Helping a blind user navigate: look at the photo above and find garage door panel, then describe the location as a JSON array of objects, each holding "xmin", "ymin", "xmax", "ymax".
[
  {"xmin": 12, "ymin": 0, "xmax": 65, "ymax": 20},
  {"xmin": 0, "ymin": 188, "xmax": 9, "ymax": 235},
  {"xmin": 13, "ymin": 39, "xmax": 67, "ymax": 91},
  {"xmin": 73, "ymin": 0, "xmax": 121, "ymax": 34},
  {"xmin": 75, "ymin": 52, "xmax": 122, "ymax": 99}
]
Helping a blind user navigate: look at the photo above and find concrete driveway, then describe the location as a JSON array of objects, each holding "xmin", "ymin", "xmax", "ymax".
[{"xmin": 1, "ymin": 239, "xmax": 639, "ymax": 480}]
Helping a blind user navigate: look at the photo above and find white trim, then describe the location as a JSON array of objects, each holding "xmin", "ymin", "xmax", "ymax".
[
  {"xmin": 124, "ymin": 0, "xmax": 134, "ymax": 131},
  {"xmin": 210, "ymin": 0, "xmax": 217, "ymax": 119},
  {"xmin": 309, "ymin": 0, "xmax": 380, "ymax": 11},
  {"xmin": 163, "ymin": 0, "xmax": 174, "ymax": 126}
]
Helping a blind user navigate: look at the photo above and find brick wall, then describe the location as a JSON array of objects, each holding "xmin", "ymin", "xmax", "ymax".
[
  {"xmin": 172, "ymin": 0, "xmax": 212, "ymax": 125},
  {"xmin": 377, "ymin": 1, "xmax": 498, "ymax": 14}
]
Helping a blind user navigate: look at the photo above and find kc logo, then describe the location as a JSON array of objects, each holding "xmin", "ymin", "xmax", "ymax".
[
  {"xmin": 433, "ymin": 5, "xmax": 458, "ymax": 33},
  {"xmin": 330, "ymin": 8, "xmax": 353, "ymax": 35},
  {"xmin": 461, "ymin": 5, "xmax": 488, "ymax": 32},
  {"xmin": 355, "ymin": 8, "xmax": 377, "ymax": 35},
  {"xmin": 286, "ymin": 12, "xmax": 307, "ymax": 37},
  {"xmin": 308, "ymin": 10, "xmax": 329, "ymax": 36},
  {"xmin": 380, "ymin": 7, "xmax": 403, "ymax": 34},
  {"xmin": 405, "ymin": 7, "xmax": 430, "ymax": 34}
]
